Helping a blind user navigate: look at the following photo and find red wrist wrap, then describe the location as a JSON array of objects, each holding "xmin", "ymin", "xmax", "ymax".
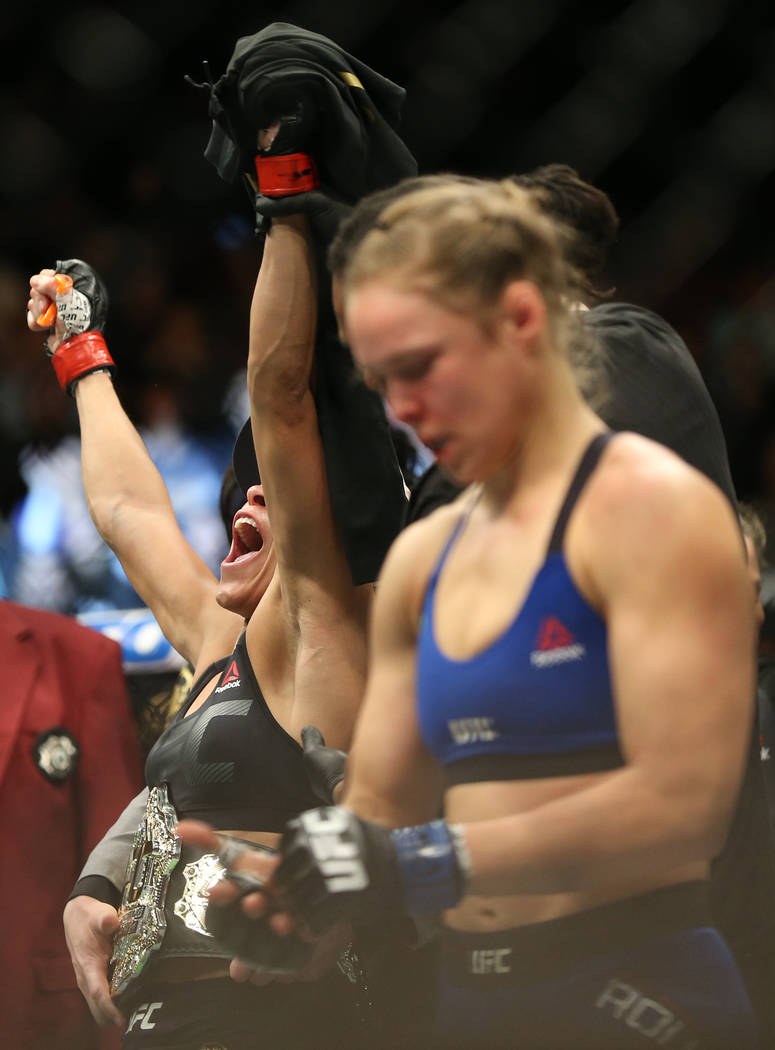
[
  {"xmin": 255, "ymin": 153, "xmax": 320, "ymax": 197},
  {"xmin": 51, "ymin": 331, "xmax": 115, "ymax": 394}
]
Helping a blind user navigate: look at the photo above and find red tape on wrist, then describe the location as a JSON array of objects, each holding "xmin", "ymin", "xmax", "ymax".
[
  {"xmin": 51, "ymin": 331, "xmax": 115, "ymax": 395},
  {"xmin": 255, "ymin": 153, "xmax": 320, "ymax": 197}
]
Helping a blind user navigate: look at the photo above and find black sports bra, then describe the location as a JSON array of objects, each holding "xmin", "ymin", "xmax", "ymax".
[{"xmin": 145, "ymin": 632, "xmax": 320, "ymax": 831}]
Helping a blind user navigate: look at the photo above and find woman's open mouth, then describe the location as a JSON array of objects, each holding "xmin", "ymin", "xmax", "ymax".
[{"xmin": 227, "ymin": 516, "xmax": 264, "ymax": 563}]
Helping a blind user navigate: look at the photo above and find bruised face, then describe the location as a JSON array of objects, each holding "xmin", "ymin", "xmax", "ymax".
[
  {"xmin": 216, "ymin": 484, "xmax": 277, "ymax": 620},
  {"xmin": 344, "ymin": 279, "xmax": 544, "ymax": 486}
]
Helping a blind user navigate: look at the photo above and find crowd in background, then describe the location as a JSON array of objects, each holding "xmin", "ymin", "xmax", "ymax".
[
  {"xmin": 2, "ymin": 0, "xmax": 775, "ymax": 614},
  {"xmin": 2, "ymin": 180, "xmax": 775, "ymax": 615}
]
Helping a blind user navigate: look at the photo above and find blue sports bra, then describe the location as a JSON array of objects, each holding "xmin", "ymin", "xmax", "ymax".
[{"xmin": 417, "ymin": 432, "xmax": 624, "ymax": 784}]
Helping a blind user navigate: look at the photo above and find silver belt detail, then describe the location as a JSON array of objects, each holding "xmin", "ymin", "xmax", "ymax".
[
  {"xmin": 173, "ymin": 851, "xmax": 226, "ymax": 937},
  {"xmin": 110, "ymin": 784, "xmax": 229, "ymax": 998},
  {"xmin": 110, "ymin": 784, "xmax": 181, "ymax": 997}
]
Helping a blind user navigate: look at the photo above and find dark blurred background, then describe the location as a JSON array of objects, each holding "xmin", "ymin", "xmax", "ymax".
[{"xmin": 1, "ymin": 0, "xmax": 774, "ymax": 616}]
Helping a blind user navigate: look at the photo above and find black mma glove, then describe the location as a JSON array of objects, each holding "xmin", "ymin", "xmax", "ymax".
[
  {"xmin": 52, "ymin": 258, "xmax": 109, "ymax": 334},
  {"xmin": 276, "ymin": 807, "xmax": 470, "ymax": 935},
  {"xmin": 254, "ymin": 188, "xmax": 351, "ymax": 243},
  {"xmin": 249, "ymin": 83, "xmax": 320, "ymax": 158},
  {"xmin": 205, "ymin": 860, "xmax": 314, "ymax": 974},
  {"xmin": 301, "ymin": 725, "xmax": 347, "ymax": 805},
  {"xmin": 42, "ymin": 258, "xmax": 114, "ymax": 394},
  {"xmin": 250, "ymin": 89, "xmax": 323, "ymax": 214}
]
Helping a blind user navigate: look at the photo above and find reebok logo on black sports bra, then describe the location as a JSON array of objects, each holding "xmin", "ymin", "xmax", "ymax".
[{"xmin": 214, "ymin": 660, "xmax": 241, "ymax": 692}]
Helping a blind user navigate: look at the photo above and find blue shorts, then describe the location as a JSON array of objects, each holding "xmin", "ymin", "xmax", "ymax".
[{"xmin": 432, "ymin": 882, "xmax": 758, "ymax": 1050}]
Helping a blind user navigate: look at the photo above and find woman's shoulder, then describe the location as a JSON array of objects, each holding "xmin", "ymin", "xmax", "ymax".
[
  {"xmin": 581, "ymin": 431, "xmax": 739, "ymax": 557},
  {"xmin": 599, "ymin": 432, "xmax": 729, "ymax": 502}
]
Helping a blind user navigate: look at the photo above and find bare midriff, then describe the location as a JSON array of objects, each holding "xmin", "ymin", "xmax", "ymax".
[{"xmin": 443, "ymin": 772, "xmax": 708, "ymax": 932}]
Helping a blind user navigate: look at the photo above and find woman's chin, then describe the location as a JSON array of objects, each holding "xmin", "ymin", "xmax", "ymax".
[
  {"xmin": 216, "ymin": 568, "xmax": 272, "ymax": 621},
  {"xmin": 215, "ymin": 585, "xmax": 254, "ymax": 621}
]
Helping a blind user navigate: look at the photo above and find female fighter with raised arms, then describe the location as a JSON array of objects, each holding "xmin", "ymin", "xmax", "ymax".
[{"xmin": 28, "ymin": 213, "xmax": 370, "ymax": 1049}]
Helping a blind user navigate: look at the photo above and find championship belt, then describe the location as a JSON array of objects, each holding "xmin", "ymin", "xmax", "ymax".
[
  {"xmin": 110, "ymin": 788, "xmax": 372, "ymax": 1010},
  {"xmin": 110, "ymin": 784, "xmax": 183, "ymax": 998},
  {"xmin": 110, "ymin": 785, "xmax": 250, "ymax": 999}
]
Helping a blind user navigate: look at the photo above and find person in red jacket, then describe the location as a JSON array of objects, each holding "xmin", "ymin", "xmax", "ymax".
[{"xmin": 0, "ymin": 599, "xmax": 143, "ymax": 1050}]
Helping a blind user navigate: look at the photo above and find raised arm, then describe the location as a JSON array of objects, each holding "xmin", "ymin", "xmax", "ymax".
[
  {"xmin": 244, "ymin": 219, "xmax": 370, "ymax": 747},
  {"xmin": 28, "ymin": 266, "xmax": 241, "ymax": 667},
  {"xmin": 74, "ymin": 372, "xmax": 238, "ymax": 664},
  {"xmin": 247, "ymin": 217, "xmax": 355, "ymax": 612}
]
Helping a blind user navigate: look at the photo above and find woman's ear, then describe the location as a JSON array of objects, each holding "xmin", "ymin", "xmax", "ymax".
[{"xmin": 499, "ymin": 280, "xmax": 546, "ymax": 350}]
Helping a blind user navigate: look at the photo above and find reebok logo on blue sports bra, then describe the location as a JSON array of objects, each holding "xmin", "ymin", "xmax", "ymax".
[{"xmin": 529, "ymin": 616, "xmax": 586, "ymax": 668}]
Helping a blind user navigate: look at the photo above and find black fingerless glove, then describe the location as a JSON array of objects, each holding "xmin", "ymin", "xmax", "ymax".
[
  {"xmin": 248, "ymin": 83, "xmax": 320, "ymax": 158},
  {"xmin": 301, "ymin": 725, "xmax": 346, "ymax": 805},
  {"xmin": 253, "ymin": 188, "xmax": 351, "ymax": 243},
  {"xmin": 277, "ymin": 807, "xmax": 469, "ymax": 935},
  {"xmin": 54, "ymin": 258, "xmax": 110, "ymax": 333},
  {"xmin": 45, "ymin": 258, "xmax": 114, "ymax": 394},
  {"xmin": 205, "ymin": 867, "xmax": 314, "ymax": 974}
]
